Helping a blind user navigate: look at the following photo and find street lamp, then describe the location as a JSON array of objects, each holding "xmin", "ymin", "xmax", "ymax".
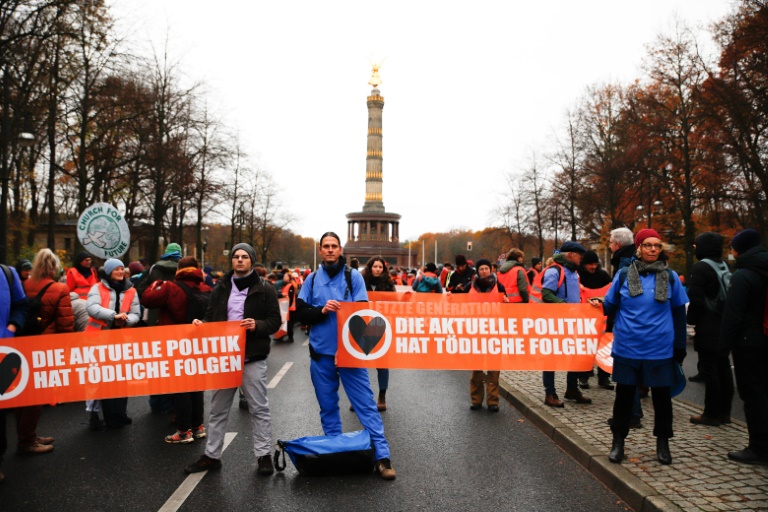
[{"xmin": 201, "ymin": 226, "xmax": 209, "ymax": 269}]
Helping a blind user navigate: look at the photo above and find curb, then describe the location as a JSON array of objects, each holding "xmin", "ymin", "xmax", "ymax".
[{"xmin": 499, "ymin": 381, "xmax": 679, "ymax": 512}]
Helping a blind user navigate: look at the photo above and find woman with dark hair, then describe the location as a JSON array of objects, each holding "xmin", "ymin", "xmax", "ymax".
[
  {"xmin": 18, "ymin": 249, "xmax": 73, "ymax": 453},
  {"xmin": 590, "ymin": 229, "xmax": 688, "ymax": 465},
  {"xmin": 67, "ymin": 251, "xmax": 98, "ymax": 300},
  {"xmin": 361, "ymin": 256, "xmax": 395, "ymax": 411}
]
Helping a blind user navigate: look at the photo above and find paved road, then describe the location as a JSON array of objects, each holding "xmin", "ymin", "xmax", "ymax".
[{"xmin": 0, "ymin": 329, "xmax": 632, "ymax": 512}]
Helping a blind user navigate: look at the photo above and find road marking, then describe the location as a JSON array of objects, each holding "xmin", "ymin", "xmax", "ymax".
[
  {"xmin": 267, "ymin": 362, "xmax": 293, "ymax": 389},
  {"xmin": 158, "ymin": 432, "xmax": 237, "ymax": 512}
]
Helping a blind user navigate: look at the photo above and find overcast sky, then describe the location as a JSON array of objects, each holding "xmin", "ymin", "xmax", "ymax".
[{"xmin": 112, "ymin": 1, "xmax": 736, "ymax": 242}]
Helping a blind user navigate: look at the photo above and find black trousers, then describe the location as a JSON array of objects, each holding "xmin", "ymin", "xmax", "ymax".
[
  {"xmin": 173, "ymin": 391, "xmax": 204, "ymax": 432},
  {"xmin": 612, "ymin": 384, "xmax": 672, "ymax": 439},
  {"xmin": 698, "ymin": 349, "xmax": 734, "ymax": 418},
  {"xmin": 732, "ymin": 343, "xmax": 768, "ymax": 455},
  {"xmin": 101, "ymin": 397, "xmax": 128, "ymax": 426},
  {"xmin": 0, "ymin": 409, "xmax": 6, "ymax": 464}
]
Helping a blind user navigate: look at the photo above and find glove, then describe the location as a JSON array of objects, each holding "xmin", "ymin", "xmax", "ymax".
[{"xmin": 673, "ymin": 348, "xmax": 686, "ymax": 365}]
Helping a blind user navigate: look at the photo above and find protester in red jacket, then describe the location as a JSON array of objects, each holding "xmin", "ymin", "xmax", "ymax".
[{"xmin": 141, "ymin": 256, "xmax": 212, "ymax": 444}]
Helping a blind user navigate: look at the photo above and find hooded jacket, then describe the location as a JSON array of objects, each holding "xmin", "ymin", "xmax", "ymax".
[
  {"xmin": 687, "ymin": 232, "xmax": 727, "ymax": 352},
  {"xmin": 719, "ymin": 245, "xmax": 768, "ymax": 352},
  {"xmin": 141, "ymin": 267, "xmax": 212, "ymax": 326}
]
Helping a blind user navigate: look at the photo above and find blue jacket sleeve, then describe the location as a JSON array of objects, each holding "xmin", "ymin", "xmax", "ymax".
[{"xmin": 8, "ymin": 267, "xmax": 28, "ymax": 329}]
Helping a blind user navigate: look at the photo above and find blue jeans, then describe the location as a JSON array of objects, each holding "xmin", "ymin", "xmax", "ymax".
[{"xmin": 542, "ymin": 371, "xmax": 578, "ymax": 395}]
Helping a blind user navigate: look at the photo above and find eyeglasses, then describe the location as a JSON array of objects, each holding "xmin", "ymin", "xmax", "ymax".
[
  {"xmin": 231, "ymin": 255, "xmax": 250, "ymax": 260},
  {"xmin": 641, "ymin": 243, "xmax": 663, "ymax": 251}
]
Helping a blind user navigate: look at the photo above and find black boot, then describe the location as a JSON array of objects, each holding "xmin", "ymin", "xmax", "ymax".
[
  {"xmin": 608, "ymin": 436, "xmax": 624, "ymax": 463},
  {"xmin": 656, "ymin": 437, "xmax": 672, "ymax": 465},
  {"xmin": 89, "ymin": 411, "xmax": 104, "ymax": 431}
]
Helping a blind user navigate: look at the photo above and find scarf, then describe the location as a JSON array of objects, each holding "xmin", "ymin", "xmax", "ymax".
[
  {"xmin": 75, "ymin": 264, "xmax": 93, "ymax": 279},
  {"xmin": 108, "ymin": 279, "xmax": 125, "ymax": 312},
  {"xmin": 322, "ymin": 255, "xmax": 346, "ymax": 279},
  {"xmin": 627, "ymin": 259, "xmax": 669, "ymax": 302},
  {"xmin": 473, "ymin": 273, "xmax": 497, "ymax": 293},
  {"xmin": 233, "ymin": 269, "xmax": 258, "ymax": 291}
]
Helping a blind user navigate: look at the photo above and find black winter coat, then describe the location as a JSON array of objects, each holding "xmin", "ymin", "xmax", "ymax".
[
  {"xmin": 719, "ymin": 245, "xmax": 768, "ymax": 352},
  {"xmin": 203, "ymin": 270, "xmax": 281, "ymax": 361},
  {"xmin": 688, "ymin": 259, "xmax": 727, "ymax": 352}
]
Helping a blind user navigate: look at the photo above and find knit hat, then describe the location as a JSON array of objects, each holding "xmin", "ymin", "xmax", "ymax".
[
  {"xmin": 531, "ymin": 257, "xmax": 541, "ymax": 267},
  {"xmin": 474, "ymin": 258, "xmax": 492, "ymax": 272},
  {"xmin": 694, "ymin": 232, "xmax": 724, "ymax": 260},
  {"xmin": 455, "ymin": 254, "xmax": 467, "ymax": 266},
  {"xmin": 178, "ymin": 256, "xmax": 199, "ymax": 270},
  {"xmin": 204, "ymin": 265, "xmax": 213, "ymax": 274},
  {"xmin": 17, "ymin": 259, "xmax": 32, "ymax": 271},
  {"xmin": 731, "ymin": 228, "xmax": 761, "ymax": 254},
  {"xmin": 425, "ymin": 262, "xmax": 437, "ymax": 273},
  {"xmin": 560, "ymin": 241, "xmax": 586, "ymax": 254},
  {"xmin": 104, "ymin": 258, "xmax": 124, "ymax": 277},
  {"xmin": 634, "ymin": 228, "xmax": 661, "ymax": 248},
  {"xmin": 231, "ymin": 243, "xmax": 257, "ymax": 264},
  {"xmin": 128, "ymin": 262, "xmax": 144, "ymax": 275},
  {"xmin": 582, "ymin": 250, "xmax": 599, "ymax": 265},
  {"xmin": 164, "ymin": 243, "xmax": 182, "ymax": 254},
  {"xmin": 74, "ymin": 251, "xmax": 92, "ymax": 265}
]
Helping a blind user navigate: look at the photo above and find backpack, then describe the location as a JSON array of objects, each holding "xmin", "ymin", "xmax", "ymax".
[
  {"xmin": 306, "ymin": 266, "xmax": 354, "ymax": 300},
  {"xmin": 175, "ymin": 281, "xmax": 212, "ymax": 324},
  {"xmin": 18, "ymin": 282, "xmax": 55, "ymax": 336},
  {"xmin": 529, "ymin": 263, "xmax": 566, "ymax": 303},
  {"xmin": 700, "ymin": 259, "xmax": 731, "ymax": 315},
  {"xmin": 414, "ymin": 275, "xmax": 438, "ymax": 293}
]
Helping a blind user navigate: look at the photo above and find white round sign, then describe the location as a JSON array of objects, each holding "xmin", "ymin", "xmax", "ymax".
[{"xmin": 76, "ymin": 203, "xmax": 131, "ymax": 259}]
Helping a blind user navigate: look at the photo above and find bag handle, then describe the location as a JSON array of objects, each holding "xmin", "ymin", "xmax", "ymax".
[{"xmin": 274, "ymin": 440, "xmax": 287, "ymax": 472}]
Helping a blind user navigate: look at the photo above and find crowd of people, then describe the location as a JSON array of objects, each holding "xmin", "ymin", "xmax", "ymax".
[{"xmin": 1, "ymin": 225, "xmax": 767, "ymax": 485}]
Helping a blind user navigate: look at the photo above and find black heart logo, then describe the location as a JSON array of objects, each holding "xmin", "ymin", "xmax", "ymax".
[
  {"xmin": 349, "ymin": 316, "xmax": 387, "ymax": 355},
  {"xmin": 0, "ymin": 352, "xmax": 22, "ymax": 395}
]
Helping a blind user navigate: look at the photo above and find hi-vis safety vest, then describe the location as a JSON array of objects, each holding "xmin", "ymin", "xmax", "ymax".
[
  {"xmin": 529, "ymin": 263, "xmax": 568, "ymax": 303},
  {"xmin": 497, "ymin": 266, "xmax": 527, "ymax": 303},
  {"xmin": 282, "ymin": 282, "xmax": 297, "ymax": 311},
  {"xmin": 85, "ymin": 283, "xmax": 137, "ymax": 331},
  {"xmin": 468, "ymin": 281, "xmax": 499, "ymax": 297}
]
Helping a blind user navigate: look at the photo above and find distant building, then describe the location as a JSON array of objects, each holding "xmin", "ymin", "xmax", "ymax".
[{"xmin": 344, "ymin": 67, "xmax": 411, "ymax": 268}]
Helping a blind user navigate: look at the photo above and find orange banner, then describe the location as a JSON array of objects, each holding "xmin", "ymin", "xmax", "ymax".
[
  {"xmin": 595, "ymin": 332, "xmax": 614, "ymax": 373},
  {"xmin": 337, "ymin": 297, "xmax": 606, "ymax": 371},
  {"xmin": 0, "ymin": 322, "xmax": 245, "ymax": 409}
]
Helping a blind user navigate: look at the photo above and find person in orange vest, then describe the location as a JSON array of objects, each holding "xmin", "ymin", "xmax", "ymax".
[
  {"xmin": 67, "ymin": 251, "xmax": 99, "ymax": 300},
  {"xmin": 276, "ymin": 272, "xmax": 299, "ymax": 342},
  {"xmin": 527, "ymin": 257, "xmax": 542, "ymax": 284},
  {"xmin": 468, "ymin": 259, "xmax": 509, "ymax": 412},
  {"xmin": 85, "ymin": 258, "xmax": 141, "ymax": 428},
  {"xmin": 497, "ymin": 248, "xmax": 530, "ymax": 303}
]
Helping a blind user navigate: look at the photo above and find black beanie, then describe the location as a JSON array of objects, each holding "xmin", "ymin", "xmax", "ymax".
[
  {"xmin": 75, "ymin": 251, "xmax": 92, "ymax": 265},
  {"xmin": 531, "ymin": 257, "xmax": 541, "ymax": 267},
  {"xmin": 582, "ymin": 251, "xmax": 599, "ymax": 265},
  {"xmin": 694, "ymin": 232, "xmax": 724, "ymax": 260},
  {"xmin": 475, "ymin": 258, "xmax": 493, "ymax": 272},
  {"xmin": 731, "ymin": 229, "xmax": 761, "ymax": 254}
]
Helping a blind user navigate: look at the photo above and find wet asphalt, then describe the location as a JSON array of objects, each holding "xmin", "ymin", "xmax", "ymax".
[{"xmin": 1, "ymin": 329, "xmax": 639, "ymax": 512}]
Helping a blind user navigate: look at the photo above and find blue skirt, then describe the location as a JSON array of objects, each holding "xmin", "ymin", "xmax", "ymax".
[{"xmin": 611, "ymin": 354, "xmax": 677, "ymax": 388}]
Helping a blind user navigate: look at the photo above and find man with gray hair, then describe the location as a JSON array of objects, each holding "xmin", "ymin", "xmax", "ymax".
[
  {"xmin": 185, "ymin": 243, "xmax": 281, "ymax": 476},
  {"xmin": 609, "ymin": 228, "xmax": 636, "ymax": 273}
]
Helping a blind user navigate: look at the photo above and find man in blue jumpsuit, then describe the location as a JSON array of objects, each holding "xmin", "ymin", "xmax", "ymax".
[
  {"xmin": 296, "ymin": 232, "xmax": 396, "ymax": 480},
  {"xmin": 0, "ymin": 264, "xmax": 29, "ymax": 482}
]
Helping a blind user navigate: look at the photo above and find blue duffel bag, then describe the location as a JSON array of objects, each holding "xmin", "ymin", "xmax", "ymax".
[{"xmin": 273, "ymin": 430, "xmax": 375, "ymax": 476}]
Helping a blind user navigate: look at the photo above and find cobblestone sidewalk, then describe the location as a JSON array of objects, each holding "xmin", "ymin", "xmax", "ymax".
[{"xmin": 499, "ymin": 370, "xmax": 768, "ymax": 512}]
